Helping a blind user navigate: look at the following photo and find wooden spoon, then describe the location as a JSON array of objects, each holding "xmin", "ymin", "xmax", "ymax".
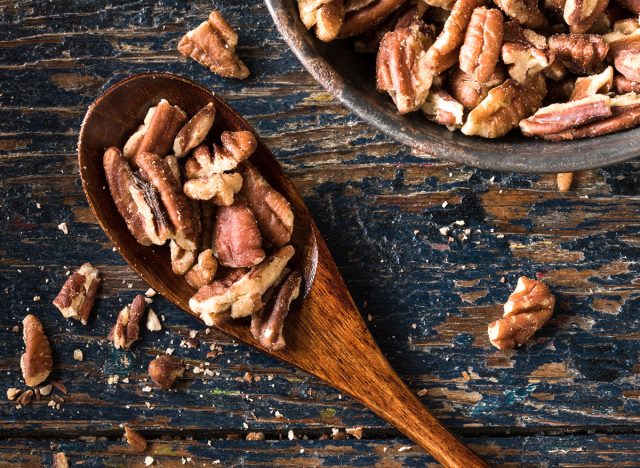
[{"xmin": 78, "ymin": 73, "xmax": 488, "ymax": 467}]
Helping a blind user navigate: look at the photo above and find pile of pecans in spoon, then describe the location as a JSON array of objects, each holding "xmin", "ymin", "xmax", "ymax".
[
  {"xmin": 298, "ymin": 0, "xmax": 640, "ymax": 139},
  {"xmin": 103, "ymin": 99, "xmax": 301, "ymax": 351}
]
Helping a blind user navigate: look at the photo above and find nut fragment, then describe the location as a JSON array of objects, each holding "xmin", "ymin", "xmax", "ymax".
[
  {"xmin": 501, "ymin": 23, "xmax": 551, "ymax": 82},
  {"xmin": 426, "ymin": 0, "xmax": 485, "ymax": 75},
  {"xmin": 212, "ymin": 131, "xmax": 258, "ymax": 173},
  {"xmin": 6, "ymin": 388, "xmax": 21, "ymax": 401},
  {"xmin": 190, "ymin": 245, "xmax": 295, "ymax": 324},
  {"xmin": 251, "ymin": 271, "xmax": 302, "ymax": 351},
  {"xmin": 494, "ymin": 0, "xmax": 547, "ymax": 29},
  {"xmin": 178, "ymin": 11, "xmax": 250, "ymax": 79},
  {"xmin": 376, "ymin": 22, "xmax": 435, "ymax": 113},
  {"xmin": 614, "ymin": 48, "xmax": 640, "ymax": 81},
  {"xmin": 185, "ymin": 249, "xmax": 219, "ymax": 289},
  {"xmin": 146, "ymin": 308, "xmax": 163, "ymax": 332},
  {"xmin": 148, "ymin": 354, "xmax": 185, "ymax": 389},
  {"xmin": 17, "ymin": 388, "xmax": 34, "ymax": 406},
  {"xmin": 53, "ymin": 452, "xmax": 69, "ymax": 468},
  {"xmin": 548, "ymin": 34, "xmax": 609, "ymax": 74},
  {"xmin": 557, "ymin": 172, "xmax": 574, "ymax": 191},
  {"xmin": 571, "ymin": 66, "xmax": 613, "ymax": 100},
  {"xmin": 519, "ymin": 94, "xmax": 612, "ymax": 136},
  {"xmin": 488, "ymin": 277, "xmax": 555, "ymax": 350},
  {"xmin": 124, "ymin": 425, "xmax": 148, "ymax": 453},
  {"xmin": 449, "ymin": 67, "xmax": 506, "ymax": 108},
  {"xmin": 239, "ymin": 163, "xmax": 294, "ymax": 247},
  {"xmin": 421, "ymin": 88, "xmax": 465, "ymax": 129},
  {"xmin": 213, "ymin": 199, "xmax": 265, "ymax": 268},
  {"xmin": 173, "ymin": 102, "xmax": 216, "ymax": 158},
  {"xmin": 110, "ymin": 294, "xmax": 146, "ymax": 350},
  {"xmin": 298, "ymin": 0, "xmax": 345, "ymax": 41},
  {"xmin": 461, "ymin": 75, "xmax": 546, "ymax": 138},
  {"xmin": 73, "ymin": 349, "xmax": 83, "ymax": 361},
  {"xmin": 21, "ymin": 314, "xmax": 53, "ymax": 387},
  {"xmin": 338, "ymin": 0, "xmax": 407, "ymax": 38},
  {"xmin": 170, "ymin": 240, "xmax": 197, "ymax": 275},
  {"xmin": 246, "ymin": 432, "xmax": 266, "ymax": 441},
  {"xmin": 564, "ymin": 0, "xmax": 609, "ymax": 33},
  {"xmin": 53, "ymin": 263, "xmax": 101, "ymax": 325},
  {"xmin": 459, "ymin": 7, "xmax": 504, "ymax": 83},
  {"xmin": 183, "ymin": 172, "xmax": 243, "ymax": 206},
  {"xmin": 134, "ymin": 100, "xmax": 188, "ymax": 159}
]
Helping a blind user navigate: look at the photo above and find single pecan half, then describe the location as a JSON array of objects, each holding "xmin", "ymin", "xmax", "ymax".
[
  {"xmin": 614, "ymin": 48, "xmax": 640, "ymax": 81},
  {"xmin": 449, "ymin": 66, "xmax": 506, "ymax": 108},
  {"xmin": 134, "ymin": 100, "xmax": 187, "ymax": 160},
  {"xmin": 459, "ymin": 7, "xmax": 504, "ymax": 83},
  {"xmin": 494, "ymin": 0, "xmax": 547, "ymax": 28},
  {"xmin": 178, "ymin": 11, "xmax": 250, "ymax": 79},
  {"xmin": 189, "ymin": 245, "xmax": 295, "ymax": 324},
  {"xmin": 501, "ymin": 23, "xmax": 552, "ymax": 82},
  {"xmin": 564, "ymin": 0, "xmax": 609, "ymax": 33},
  {"xmin": 422, "ymin": 88, "xmax": 465, "ymax": 128},
  {"xmin": 148, "ymin": 354, "xmax": 185, "ymax": 390},
  {"xmin": 110, "ymin": 294, "xmax": 146, "ymax": 350},
  {"xmin": 185, "ymin": 249, "xmax": 219, "ymax": 289},
  {"xmin": 173, "ymin": 102, "xmax": 216, "ymax": 158},
  {"xmin": 426, "ymin": 0, "xmax": 485, "ymax": 75},
  {"xmin": 613, "ymin": 74, "xmax": 640, "ymax": 93},
  {"xmin": 298, "ymin": 0, "xmax": 345, "ymax": 41},
  {"xmin": 53, "ymin": 263, "xmax": 101, "ymax": 325},
  {"xmin": 338, "ymin": 0, "xmax": 408, "ymax": 38},
  {"xmin": 104, "ymin": 147, "xmax": 172, "ymax": 246},
  {"xmin": 251, "ymin": 270, "xmax": 302, "ymax": 351},
  {"xmin": 170, "ymin": 240, "xmax": 197, "ymax": 275},
  {"xmin": 461, "ymin": 75, "xmax": 546, "ymax": 137},
  {"xmin": 124, "ymin": 425, "xmax": 148, "ymax": 453},
  {"xmin": 183, "ymin": 172, "xmax": 243, "ymax": 206},
  {"xmin": 488, "ymin": 277, "xmax": 555, "ymax": 350},
  {"xmin": 213, "ymin": 198, "xmax": 265, "ymax": 268},
  {"xmin": 571, "ymin": 65, "xmax": 614, "ymax": 100},
  {"xmin": 548, "ymin": 33, "xmax": 609, "ymax": 74},
  {"xmin": 21, "ymin": 314, "xmax": 53, "ymax": 387},
  {"xmin": 239, "ymin": 162, "xmax": 294, "ymax": 247},
  {"xmin": 212, "ymin": 131, "xmax": 258, "ymax": 173},
  {"xmin": 376, "ymin": 22, "xmax": 435, "ymax": 113},
  {"xmin": 519, "ymin": 94, "xmax": 612, "ymax": 136}
]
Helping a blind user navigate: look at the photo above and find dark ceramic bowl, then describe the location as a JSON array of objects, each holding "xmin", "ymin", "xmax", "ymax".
[{"xmin": 265, "ymin": 0, "xmax": 640, "ymax": 173}]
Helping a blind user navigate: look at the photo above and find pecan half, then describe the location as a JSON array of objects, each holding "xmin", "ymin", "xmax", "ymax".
[
  {"xmin": 459, "ymin": 7, "xmax": 504, "ymax": 83},
  {"xmin": 571, "ymin": 65, "xmax": 613, "ymax": 99},
  {"xmin": 519, "ymin": 94, "xmax": 612, "ymax": 136},
  {"xmin": 212, "ymin": 131, "xmax": 258, "ymax": 173},
  {"xmin": 21, "ymin": 314, "xmax": 53, "ymax": 387},
  {"xmin": 213, "ymin": 198, "xmax": 265, "ymax": 268},
  {"xmin": 52, "ymin": 263, "xmax": 101, "ymax": 325},
  {"xmin": 376, "ymin": 22, "xmax": 435, "ymax": 113},
  {"xmin": 104, "ymin": 147, "xmax": 172, "ymax": 246},
  {"xmin": 338, "ymin": 0, "xmax": 408, "ymax": 38},
  {"xmin": 488, "ymin": 277, "xmax": 555, "ymax": 350},
  {"xmin": 185, "ymin": 249, "xmax": 219, "ymax": 289},
  {"xmin": 449, "ymin": 66, "xmax": 506, "ymax": 108},
  {"xmin": 123, "ymin": 106, "xmax": 156, "ymax": 160},
  {"xmin": 135, "ymin": 151, "xmax": 200, "ymax": 251},
  {"xmin": 461, "ymin": 75, "xmax": 546, "ymax": 137},
  {"xmin": 173, "ymin": 103, "xmax": 216, "ymax": 158},
  {"xmin": 564, "ymin": 0, "xmax": 609, "ymax": 33},
  {"xmin": 494, "ymin": 0, "xmax": 547, "ymax": 28},
  {"xmin": 501, "ymin": 23, "xmax": 552, "ymax": 82},
  {"xmin": 614, "ymin": 48, "xmax": 640, "ymax": 81},
  {"xmin": 189, "ymin": 245, "xmax": 295, "ymax": 324},
  {"xmin": 613, "ymin": 74, "xmax": 640, "ymax": 93},
  {"xmin": 178, "ymin": 11, "xmax": 250, "ymax": 79},
  {"xmin": 183, "ymin": 172, "xmax": 243, "ymax": 206},
  {"xmin": 170, "ymin": 240, "xmax": 197, "ymax": 275},
  {"xmin": 548, "ymin": 34, "xmax": 609, "ymax": 74},
  {"xmin": 298, "ymin": 0, "xmax": 345, "ymax": 41},
  {"xmin": 134, "ymin": 100, "xmax": 187, "ymax": 160},
  {"xmin": 251, "ymin": 271, "xmax": 302, "ymax": 351},
  {"xmin": 422, "ymin": 88, "xmax": 465, "ymax": 128},
  {"xmin": 239, "ymin": 163, "xmax": 294, "ymax": 247},
  {"xmin": 148, "ymin": 354, "xmax": 185, "ymax": 389},
  {"xmin": 110, "ymin": 294, "xmax": 146, "ymax": 350},
  {"xmin": 426, "ymin": 0, "xmax": 485, "ymax": 75},
  {"xmin": 124, "ymin": 425, "xmax": 148, "ymax": 453}
]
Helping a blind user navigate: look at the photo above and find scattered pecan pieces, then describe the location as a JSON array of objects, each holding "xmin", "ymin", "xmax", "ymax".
[
  {"xmin": 459, "ymin": 7, "xmax": 504, "ymax": 83},
  {"xmin": 548, "ymin": 34, "xmax": 609, "ymax": 74},
  {"xmin": 338, "ymin": 0, "xmax": 408, "ymax": 38},
  {"xmin": 124, "ymin": 425, "xmax": 148, "ymax": 453},
  {"xmin": 494, "ymin": 0, "xmax": 547, "ymax": 28},
  {"xmin": 376, "ymin": 22, "xmax": 435, "ymax": 113},
  {"xmin": 110, "ymin": 294, "xmax": 146, "ymax": 350},
  {"xmin": 178, "ymin": 11, "xmax": 250, "ymax": 79},
  {"xmin": 53, "ymin": 263, "xmax": 101, "ymax": 325},
  {"xmin": 488, "ymin": 277, "xmax": 555, "ymax": 350},
  {"xmin": 148, "ymin": 354, "xmax": 185, "ymax": 389},
  {"xmin": 190, "ymin": 245, "xmax": 295, "ymax": 324},
  {"xmin": 185, "ymin": 249, "xmax": 219, "ymax": 289},
  {"xmin": 461, "ymin": 75, "xmax": 546, "ymax": 138},
  {"xmin": 564, "ymin": 0, "xmax": 609, "ymax": 33},
  {"xmin": 213, "ymin": 199, "xmax": 265, "ymax": 268},
  {"xmin": 519, "ymin": 94, "xmax": 612, "ymax": 136},
  {"xmin": 449, "ymin": 67, "xmax": 506, "ymax": 108},
  {"xmin": 571, "ymin": 65, "xmax": 614, "ymax": 100},
  {"xmin": 21, "ymin": 315, "xmax": 53, "ymax": 387},
  {"xmin": 422, "ymin": 88, "xmax": 465, "ymax": 129},
  {"xmin": 251, "ymin": 271, "xmax": 302, "ymax": 351},
  {"xmin": 298, "ymin": 0, "xmax": 345, "ymax": 41},
  {"xmin": 173, "ymin": 103, "xmax": 216, "ymax": 158}
]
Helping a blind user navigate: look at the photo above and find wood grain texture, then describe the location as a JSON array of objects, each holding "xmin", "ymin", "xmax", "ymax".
[{"xmin": 1, "ymin": 0, "xmax": 639, "ymax": 465}]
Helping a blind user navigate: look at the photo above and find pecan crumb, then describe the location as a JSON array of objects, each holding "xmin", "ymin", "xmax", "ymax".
[
  {"xmin": 73, "ymin": 349, "xmax": 83, "ymax": 361},
  {"xmin": 124, "ymin": 425, "xmax": 148, "ymax": 453},
  {"xmin": 53, "ymin": 452, "xmax": 69, "ymax": 468},
  {"xmin": 245, "ymin": 431, "xmax": 265, "ymax": 441},
  {"xmin": 557, "ymin": 172, "xmax": 574, "ymax": 191},
  {"xmin": 17, "ymin": 389, "xmax": 34, "ymax": 406},
  {"xmin": 148, "ymin": 354, "xmax": 185, "ymax": 389},
  {"xmin": 6, "ymin": 388, "xmax": 21, "ymax": 401}
]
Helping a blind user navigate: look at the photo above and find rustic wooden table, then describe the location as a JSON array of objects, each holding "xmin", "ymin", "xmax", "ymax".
[{"xmin": 1, "ymin": 1, "xmax": 640, "ymax": 466}]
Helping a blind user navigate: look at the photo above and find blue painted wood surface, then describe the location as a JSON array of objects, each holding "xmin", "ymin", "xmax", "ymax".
[{"xmin": 1, "ymin": 0, "xmax": 639, "ymax": 465}]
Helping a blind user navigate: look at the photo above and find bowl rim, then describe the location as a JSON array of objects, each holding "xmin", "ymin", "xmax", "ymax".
[{"xmin": 265, "ymin": 0, "xmax": 640, "ymax": 173}]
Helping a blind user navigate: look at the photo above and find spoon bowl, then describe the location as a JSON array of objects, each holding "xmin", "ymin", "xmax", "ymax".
[{"xmin": 78, "ymin": 72, "xmax": 487, "ymax": 467}]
